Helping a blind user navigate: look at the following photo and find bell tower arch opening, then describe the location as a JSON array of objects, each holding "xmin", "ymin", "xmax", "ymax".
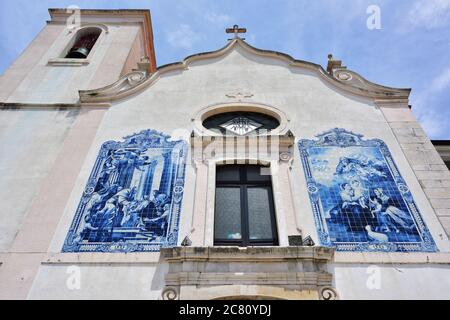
[{"xmin": 64, "ymin": 26, "xmax": 102, "ymax": 59}]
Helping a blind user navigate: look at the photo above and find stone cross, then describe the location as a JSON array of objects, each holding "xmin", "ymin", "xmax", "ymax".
[{"xmin": 226, "ymin": 25, "xmax": 247, "ymax": 39}]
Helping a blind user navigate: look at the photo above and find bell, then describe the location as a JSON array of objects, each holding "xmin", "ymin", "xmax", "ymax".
[{"xmin": 65, "ymin": 47, "xmax": 90, "ymax": 59}]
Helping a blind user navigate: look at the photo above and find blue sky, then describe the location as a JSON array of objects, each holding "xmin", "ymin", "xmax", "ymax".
[{"xmin": 0, "ymin": 0, "xmax": 449, "ymax": 139}]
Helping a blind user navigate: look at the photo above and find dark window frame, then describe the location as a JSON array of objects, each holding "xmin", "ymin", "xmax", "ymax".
[{"xmin": 214, "ymin": 165, "xmax": 279, "ymax": 247}]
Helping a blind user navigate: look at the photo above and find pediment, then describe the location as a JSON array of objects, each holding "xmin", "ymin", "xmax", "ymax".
[{"xmin": 79, "ymin": 38, "xmax": 410, "ymax": 103}]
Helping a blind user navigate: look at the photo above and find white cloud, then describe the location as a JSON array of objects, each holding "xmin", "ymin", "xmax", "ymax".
[
  {"xmin": 204, "ymin": 12, "xmax": 231, "ymax": 27},
  {"xmin": 405, "ymin": 0, "xmax": 450, "ymax": 30},
  {"xmin": 247, "ymin": 34, "xmax": 257, "ymax": 45},
  {"xmin": 416, "ymin": 110, "xmax": 445, "ymax": 138},
  {"xmin": 167, "ymin": 24, "xmax": 203, "ymax": 50},
  {"xmin": 431, "ymin": 67, "xmax": 450, "ymax": 91},
  {"xmin": 413, "ymin": 67, "xmax": 450, "ymax": 138},
  {"xmin": 413, "ymin": 93, "xmax": 437, "ymax": 136}
]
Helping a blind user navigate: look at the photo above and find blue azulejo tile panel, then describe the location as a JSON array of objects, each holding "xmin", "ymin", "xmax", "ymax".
[
  {"xmin": 62, "ymin": 130, "xmax": 187, "ymax": 253},
  {"xmin": 298, "ymin": 128, "xmax": 437, "ymax": 252}
]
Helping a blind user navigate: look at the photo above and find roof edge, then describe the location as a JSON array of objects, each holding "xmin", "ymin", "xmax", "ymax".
[
  {"xmin": 79, "ymin": 38, "xmax": 411, "ymax": 104},
  {"xmin": 48, "ymin": 8, "xmax": 152, "ymax": 17}
]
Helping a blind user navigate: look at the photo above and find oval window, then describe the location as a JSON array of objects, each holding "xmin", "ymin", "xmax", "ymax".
[{"xmin": 203, "ymin": 112, "xmax": 280, "ymax": 136}]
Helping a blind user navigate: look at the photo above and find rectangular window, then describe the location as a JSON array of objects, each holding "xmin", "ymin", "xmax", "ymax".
[{"xmin": 214, "ymin": 165, "xmax": 278, "ymax": 246}]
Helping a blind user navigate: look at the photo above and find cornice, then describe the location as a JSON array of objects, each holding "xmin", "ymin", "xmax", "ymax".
[
  {"xmin": 161, "ymin": 246, "xmax": 335, "ymax": 263},
  {"xmin": 48, "ymin": 8, "xmax": 153, "ymax": 18},
  {"xmin": 79, "ymin": 38, "xmax": 411, "ymax": 104},
  {"xmin": 0, "ymin": 102, "xmax": 110, "ymax": 110}
]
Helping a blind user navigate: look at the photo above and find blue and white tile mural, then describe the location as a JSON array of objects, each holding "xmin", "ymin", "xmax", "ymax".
[
  {"xmin": 299, "ymin": 128, "xmax": 437, "ymax": 252},
  {"xmin": 63, "ymin": 130, "xmax": 187, "ymax": 253}
]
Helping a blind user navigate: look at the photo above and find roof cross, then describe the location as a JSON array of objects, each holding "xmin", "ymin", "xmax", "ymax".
[{"xmin": 226, "ymin": 24, "xmax": 246, "ymax": 40}]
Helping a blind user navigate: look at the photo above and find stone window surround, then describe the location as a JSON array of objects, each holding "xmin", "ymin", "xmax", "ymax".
[
  {"xmin": 48, "ymin": 24, "xmax": 109, "ymax": 66},
  {"xmin": 191, "ymin": 102, "xmax": 290, "ymax": 137},
  {"xmin": 202, "ymin": 158, "xmax": 297, "ymax": 247},
  {"xmin": 188, "ymin": 101, "xmax": 301, "ymax": 248},
  {"xmin": 187, "ymin": 141, "xmax": 300, "ymax": 248}
]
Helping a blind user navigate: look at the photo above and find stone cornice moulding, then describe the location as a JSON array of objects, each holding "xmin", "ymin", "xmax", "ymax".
[
  {"xmin": 161, "ymin": 246, "xmax": 335, "ymax": 263},
  {"xmin": 48, "ymin": 21, "xmax": 147, "ymax": 27},
  {"xmin": 79, "ymin": 38, "xmax": 411, "ymax": 104},
  {"xmin": 40, "ymin": 250, "xmax": 450, "ymax": 265},
  {"xmin": 47, "ymin": 58, "xmax": 91, "ymax": 66},
  {"xmin": 0, "ymin": 102, "xmax": 111, "ymax": 110},
  {"xmin": 42, "ymin": 252, "xmax": 161, "ymax": 265},
  {"xmin": 432, "ymin": 145, "xmax": 450, "ymax": 161},
  {"xmin": 374, "ymin": 99, "xmax": 411, "ymax": 109},
  {"xmin": 334, "ymin": 252, "xmax": 450, "ymax": 264},
  {"xmin": 48, "ymin": 8, "xmax": 153, "ymax": 23}
]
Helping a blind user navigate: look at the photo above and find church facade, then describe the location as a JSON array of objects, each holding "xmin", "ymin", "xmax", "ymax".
[{"xmin": 0, "ymin": 9, "xmax": 449, "ymax": 300}]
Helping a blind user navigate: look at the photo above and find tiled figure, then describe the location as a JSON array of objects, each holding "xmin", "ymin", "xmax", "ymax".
[
  {"xmin": 63, "ymin": 130, "xmax": 187, "ymax": 252},
  {"xmin": 299, "ymin": 128, "xmax": 437, "ymax": 252}
]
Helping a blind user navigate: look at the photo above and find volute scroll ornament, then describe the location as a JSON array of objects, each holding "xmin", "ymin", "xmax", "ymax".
[
  {"xmin": 319, "ymin": 286, "xmax": 339, "ymax": 300},
  {"xmin": 279, "ymin": 151, "xmax": 292, "ymax": 162},
  {"xmin": 126, "ymin": 71, "xmax": 147, "ymax": 86},
  {"xmin": 335, "ymin": 70, "xmax": 353, "ymax": 81},
  {"xmin": 162, "ymin": 286, "xmax": 179, "ymax": 300}
]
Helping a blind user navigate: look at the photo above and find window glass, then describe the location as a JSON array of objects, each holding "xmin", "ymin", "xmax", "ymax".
[
  {"xmin": 216, "ymin": 165, "xmax": 241, "ymax": 182},
  {"xmin": 245, "ymin": 165, "xmax": 272, "ymax": 182},
  {"xmin": 214, "ymin": 187, "xmax": 242, "ymax": 240},
  {"xmin": 247, "ymin": 187, "xmax": 274, "ymax": 240},
  {"xmin": 214, "ymin": 165, "xmax": 278, "ymax": 246}
]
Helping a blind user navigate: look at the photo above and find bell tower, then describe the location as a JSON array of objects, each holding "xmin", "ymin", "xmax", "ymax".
[{"xmin": 0, "ymin": 8, "xmax": 157, "ymax": 104}]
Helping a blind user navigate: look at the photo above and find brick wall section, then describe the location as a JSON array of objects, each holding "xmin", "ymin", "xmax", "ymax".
[{"xmin": 389, "ymin": 120, "xmax": 450, "ymax": 237}]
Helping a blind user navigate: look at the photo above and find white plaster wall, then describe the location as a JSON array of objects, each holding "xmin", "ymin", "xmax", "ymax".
[
  {"xmin": 333, "ymin": 264, "xmax": 450, "ymax": 300},
  {"xmin": 0, "ymin": 24, "xmax": 63, "ymax": 102},
  {"xmin": 3, "ymin": 24, "xmax": 140, "ymax": 104},
  {"xmin": 28, "ymin": 263, "xmax": 167, "ymax": 300},
  {"xmin": 0, "ymin": 108, "xmax": 78, "ymax": 251},
  {"xmin": 33, "ymin": 44, "xmax": 450, "ymax": 299}
]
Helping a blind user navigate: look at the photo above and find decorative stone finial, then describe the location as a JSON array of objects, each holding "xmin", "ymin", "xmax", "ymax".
[
  {"xmin": 326, "ymin": 53, "xmax": 345, "ymax": 74},
  {"xmin": 137, "ymin": 56, "xmax": 151, "ymax": 73}
]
